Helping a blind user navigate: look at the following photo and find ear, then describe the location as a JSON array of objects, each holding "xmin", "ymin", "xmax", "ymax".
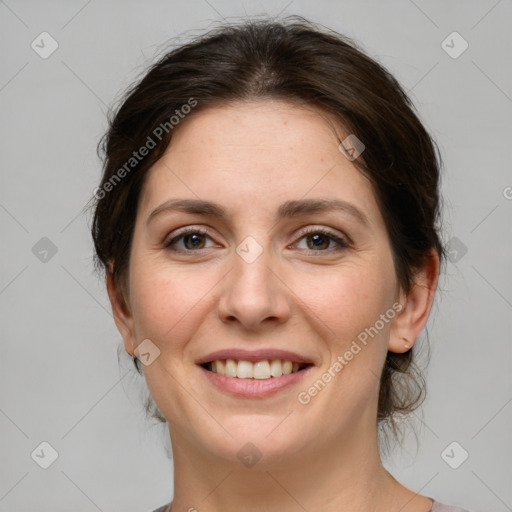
[
  {"xmin": 388, "ymin": 248, "xmax": 440, "ymax": 353},
  {"xmin": 105, "ymin": 263, "xmax": 137, "ymax": 357}
]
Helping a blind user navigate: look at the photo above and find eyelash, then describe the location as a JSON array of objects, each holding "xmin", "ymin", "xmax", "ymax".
[{"xmin": 163, "ymin": 226, "xmax": 350, "ymax": 254}]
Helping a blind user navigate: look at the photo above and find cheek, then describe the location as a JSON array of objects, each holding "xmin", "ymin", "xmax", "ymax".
[
  {"xmin": 129, "ymin": 261, "xmax": 217, "ymax": 352},
  {"xmin": 292, "ymin": 260, "xmax": 394, "ymax": 348},
  {"xmin": 294, "ymin": 260, "xmax": 395, "ymax": 408}
]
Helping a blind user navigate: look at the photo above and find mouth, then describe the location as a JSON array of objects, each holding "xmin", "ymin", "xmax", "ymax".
[
  {"xmin": 200, "ymin": 359, "xmax": 314, "ymax": 379},
  {"xmin": 198, "ymin": 358, "xmax": 314, "ymax": 398},
  {"xmin": 195, "ymin": 348, "xmax": 316, "ymax": 397}
]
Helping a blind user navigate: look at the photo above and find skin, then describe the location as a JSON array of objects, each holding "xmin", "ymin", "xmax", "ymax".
[{"xmin": 107, "ymin": 99, "xmax": 440, "ymax": 512}]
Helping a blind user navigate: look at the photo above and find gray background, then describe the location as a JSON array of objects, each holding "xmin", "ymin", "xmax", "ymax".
[{"xmin": 1, "ymin": 1, "xmax": 511, "ymax": 511}]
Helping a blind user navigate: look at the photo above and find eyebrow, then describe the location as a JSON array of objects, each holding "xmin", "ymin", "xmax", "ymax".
[{"xmin": 146, "ymin": 198, "xmax": 370, "ymax": 228}]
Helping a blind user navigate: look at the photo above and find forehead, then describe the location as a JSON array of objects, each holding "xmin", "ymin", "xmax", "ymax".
[{"xmin": 139, "ymin": 99, "xmax": 381, "ymax": 229}]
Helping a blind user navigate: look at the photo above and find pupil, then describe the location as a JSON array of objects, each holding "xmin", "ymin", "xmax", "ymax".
[
  {"xmin": 308, "ymin": 233, "xmax": 327, "ymax": 250},
  {"xmin": 186, "ymin": 234, "xmax": 204, "ymax": 249}
]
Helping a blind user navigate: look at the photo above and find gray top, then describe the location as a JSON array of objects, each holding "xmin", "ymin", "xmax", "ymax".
[
  {"xmin": 150, "ymin": 498, "xmax": 472, "ymax": 512},
  {"xmin": 431, "ymin": 501, "xmax": 472, "ymax": 512}
]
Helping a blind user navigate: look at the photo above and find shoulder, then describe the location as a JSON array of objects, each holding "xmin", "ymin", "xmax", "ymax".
[
  {"xmin": 149, "ymin": 500, "xmax": 474, "ymax": 512},
  {"xmin": 432, "ymin": 500, "xmax": 473, "ymax": 512},
  {"xmin": 149, "ymin": 505, "xmax": 171, "ymax": 512}
]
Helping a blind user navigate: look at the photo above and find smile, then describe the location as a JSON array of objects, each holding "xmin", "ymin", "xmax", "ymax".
[
  {"xmin": 199, "ymin": 360, "xmax": 314, "ymax": 398},
  {"xmin": 202, "ymin": 359, "xmax": 312, "ymax": 379}
]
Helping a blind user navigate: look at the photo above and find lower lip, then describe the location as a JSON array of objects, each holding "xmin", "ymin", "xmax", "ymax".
[{"xmin": 198, "ymin": 365, "xmax": 313, "ymax": 398}]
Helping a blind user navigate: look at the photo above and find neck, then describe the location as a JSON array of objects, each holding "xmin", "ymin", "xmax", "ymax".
[{"xmin": 166, "ymin": 419, "xmax": 427, "ymax": 512}]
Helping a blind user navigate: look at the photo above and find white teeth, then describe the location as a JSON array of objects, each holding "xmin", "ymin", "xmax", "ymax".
[
  {"xmin": 207, "ymin": 359, "xmax": 307, "ymax": 379},
  {"xmin": 214, "ymin": 360, "xmax": 226, "ymax": 375},
  {"xmin": 237, "ymin": 360, "xmax": 253, "ymax": 378},
  {"xmin": 253, "ymin": 361, "xmax": 271, "ymax": 379},
  {"xmin": 270, "ymin": 359, "xmax": 282, "ymax": 377},
  {"xmin": 225, "ymin": 359, "xmax": 237, "ymax": 377}
]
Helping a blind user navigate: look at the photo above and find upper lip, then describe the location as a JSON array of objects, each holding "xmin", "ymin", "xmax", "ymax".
[{"xmin": 196, "ymin": 348, "xmax": 315, "ymax": 365}]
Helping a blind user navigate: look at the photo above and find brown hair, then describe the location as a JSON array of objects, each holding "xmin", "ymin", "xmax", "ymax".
[{"xmin": 90, "ymin": 16, "xmax": 446, "ymax": 452}]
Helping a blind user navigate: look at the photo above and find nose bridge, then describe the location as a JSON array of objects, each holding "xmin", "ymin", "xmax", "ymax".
[{"xmin": 217, "ymin": 234, "xmax": 290, "ymax": 329}]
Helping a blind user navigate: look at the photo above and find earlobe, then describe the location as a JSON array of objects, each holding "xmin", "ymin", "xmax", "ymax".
[
  {"xmin": 105, "ymin": 266, "xmax": 137, "ymax": 357},
  {"xmin": 388, "ymin": 249, "xmax": 440, "ymax": 353}
]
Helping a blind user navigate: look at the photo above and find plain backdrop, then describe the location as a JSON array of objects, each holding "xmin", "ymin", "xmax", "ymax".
[{"xmin": 1, "ymin": 1, "xmax": 511, "ymax": 511}]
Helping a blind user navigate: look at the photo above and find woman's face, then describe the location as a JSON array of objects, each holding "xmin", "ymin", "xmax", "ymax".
[{"xmin": 112, "ymin": 99, "xmax": 414, "ymax": 465}]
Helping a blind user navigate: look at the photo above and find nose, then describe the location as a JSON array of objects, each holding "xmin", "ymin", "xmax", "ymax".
[{"xmin": 217, "ymin": 243, "xmax": 292, "ymax": 332}]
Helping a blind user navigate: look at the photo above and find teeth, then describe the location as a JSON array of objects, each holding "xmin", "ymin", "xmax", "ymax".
[
  {"xmin": 237, "ymin": 360, "xmax": 253, "ymax": 378},
  {"xmin": 207, "ymin": 359, "xmax": 306, "ymax": 379},
  {"xmin": 225, "ymin": 359, "xmax": 237, "ymax": 377},
  {"xmin": 270, "ymin": 359, "xmax": 282, "ymax": 377}
]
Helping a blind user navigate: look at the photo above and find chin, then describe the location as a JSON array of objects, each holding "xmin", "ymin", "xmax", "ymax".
[{"xmin": 198, "ymin": 421, "xmax": 307, "ymax": 467}]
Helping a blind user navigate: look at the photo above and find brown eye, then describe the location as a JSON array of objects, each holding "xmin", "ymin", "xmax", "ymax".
[
  {"xmin": 306, "ymin": 232, "xmax": 330, "ymax": 250},
  {"xmin": 295, "ymin": 228, "xmax": 349, "ymax": 253},
  {"xmin": 181, "ymin": 233, "xmax": 207, "ymax": 250},
  {"xmin": 164, "ymin": 228, "xmax": 213, "ymax": 252}
]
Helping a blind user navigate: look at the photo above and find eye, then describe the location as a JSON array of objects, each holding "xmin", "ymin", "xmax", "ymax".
[
  {"xmin": 163, "ymin": 226, "xmax": 350, "ymax": 254},
  {"xmin": 164, "ymin": 227, "xmax": 216, "ymax": 252},
  {"xmin": 293, "ymin": 227, "xmax": 350, "ymax": 253}
]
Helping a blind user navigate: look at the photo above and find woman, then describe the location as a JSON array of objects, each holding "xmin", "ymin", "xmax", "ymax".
[{"xmin": 91, "ymin": 16, "xmax": 472, "ymax": 512}]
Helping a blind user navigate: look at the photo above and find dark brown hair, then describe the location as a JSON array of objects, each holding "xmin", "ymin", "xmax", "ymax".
[{"xmin": 90, "ymin": 16, "xmax": 446, "ymax": 452}]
